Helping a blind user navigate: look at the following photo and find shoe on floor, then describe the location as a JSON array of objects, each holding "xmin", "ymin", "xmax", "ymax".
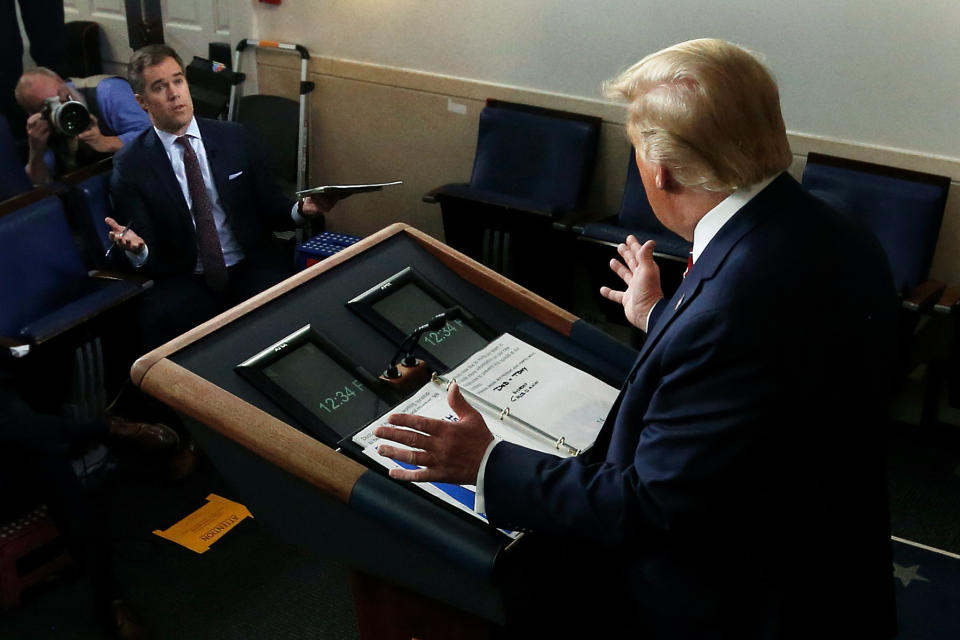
[{"xmin": 107, "ymin": 416, "xmax": 180, "ymax": 453}]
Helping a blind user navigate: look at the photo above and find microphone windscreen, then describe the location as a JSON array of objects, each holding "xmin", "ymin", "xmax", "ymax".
[{"xmin": 427, "ymin": 313, "xmax": 448, "ymax": 331}]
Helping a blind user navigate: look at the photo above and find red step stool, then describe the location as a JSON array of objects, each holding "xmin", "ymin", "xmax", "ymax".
[{"xmin": 0, "ymin": 504, "xmax": 72, "ymax": 608}]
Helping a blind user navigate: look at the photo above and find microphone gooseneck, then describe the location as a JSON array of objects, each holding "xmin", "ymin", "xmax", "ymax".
[{"xmin": 383, "ymin": 307, "xmax": 460, "ymax": 378}]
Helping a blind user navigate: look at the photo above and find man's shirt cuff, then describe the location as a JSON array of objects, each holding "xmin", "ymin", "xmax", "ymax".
[
  {"xmin": 473, "ymin": 438, "xmax": 501, "ymax": 515},
  {"xmin": 126, "ymin": 244, "xmax": 148, "ymax": 267},
  {"xmin": 644, "ymin": 300, "xmax": 660, "ymax": 333}
]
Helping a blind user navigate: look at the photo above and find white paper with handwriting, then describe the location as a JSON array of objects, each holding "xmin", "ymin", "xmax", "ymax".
[{"xmin": 447, "ymin": 333, "xmax": 619, "ymax": 452}]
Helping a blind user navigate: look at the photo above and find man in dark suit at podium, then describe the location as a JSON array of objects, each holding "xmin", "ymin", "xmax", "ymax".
[
  {"xmin": 375, "ymin": 39, "xmax": 898, "ymax": 638},
  {"xmin": 107, "ymin": 44, "xmax": 328, "ymax": 352}
]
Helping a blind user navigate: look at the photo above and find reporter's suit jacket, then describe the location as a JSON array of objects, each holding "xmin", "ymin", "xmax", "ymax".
[
  {"xmin": 109, "ymin": 117, "xmax": 295, "ymax": 278},
  {"xmin": 485, "ymin": 174, "xmax": 898, "ymax": 638}
]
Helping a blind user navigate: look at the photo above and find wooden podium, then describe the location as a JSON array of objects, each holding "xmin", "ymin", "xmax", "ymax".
[{"xmin": 131, "ymin": 223, "xmax": 636, "ymax": 639}]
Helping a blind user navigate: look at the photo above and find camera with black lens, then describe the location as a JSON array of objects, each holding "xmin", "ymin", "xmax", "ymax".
[{"xmin": 43, "ymin": 96, "xmax": 91, "ymax": 136}]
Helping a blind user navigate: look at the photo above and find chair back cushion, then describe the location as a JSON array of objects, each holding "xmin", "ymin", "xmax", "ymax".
[
  {"xmin": 235, "ymin": 95, "xmax": 300, "ymax": 192},
  {"xmin": 802, "ymin": 154, "xmax": 950, "ymax": 293},
  {"xmin": 0, "ymin": 196, "xmax": 90, "ymax": 336},
  {"xmin": 0, "ymin": 114, "xmax": 31, "ymax": 203},
  {"xmin": 469, "ymin": 101, "xmax": 599, "ymax": 212}
]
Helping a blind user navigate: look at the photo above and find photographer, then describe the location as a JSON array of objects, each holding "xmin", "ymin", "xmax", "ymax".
[{"xmin": 15, "ymin": 68, "xmax": 151, "ymax": 185}]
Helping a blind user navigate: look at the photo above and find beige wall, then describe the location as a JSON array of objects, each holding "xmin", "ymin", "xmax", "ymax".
[{"xmin": 255, "ymin": 50, "xmax": 960, "ymax": 284}]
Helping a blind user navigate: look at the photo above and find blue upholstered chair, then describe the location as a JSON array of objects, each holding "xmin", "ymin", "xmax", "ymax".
[
  {"xmin": 0, "ymin": 114, "xmax": 32, "ymax": 203},
  {"xmin": 424, "ymin": 100, "xmax": 600, "ymax": 300},
  {"xmin": 0, "ymin": 194, "xmax": 150, "ymax": 347},
  {"xmin": 71, "ymin": 170, "xmax": 114, "ymax": 257},
  {"xmin": 577, "ymin": 147, "xmax": 690, "ymax": 263},
  {"xmin": 67, "ymin": 165, "xmax": 119, "ymax": 268},
  {"xmin": 801, "ymin": 152, "xmax": 950, "ymax": 311},
  {"xmin": 802, "ymin": 152, "xmax": 953, "ymax": 425}
]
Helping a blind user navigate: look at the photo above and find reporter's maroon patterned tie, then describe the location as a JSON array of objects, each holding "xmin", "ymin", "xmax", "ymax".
[
  {"xmin": 683, "ymin": 251, "xmax": 693, "ymax": 278},
  {"xmin": 175, "ymin": 136, "xmax": 228, "ymax": 291}
]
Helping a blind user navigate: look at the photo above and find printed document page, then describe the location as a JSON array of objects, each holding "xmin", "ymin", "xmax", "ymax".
[{"xmin": 448, "ymin": 333, "xmax": 618, "ymax": 452}]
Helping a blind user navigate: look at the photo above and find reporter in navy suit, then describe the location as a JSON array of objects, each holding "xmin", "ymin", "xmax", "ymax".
[
  {"xmin": 107, "ymin": 45, "xmax": 327, "ymax": 352},
  {"xmin": 375, "ymin": 39, "xmax": 898, "ymax": 638}
]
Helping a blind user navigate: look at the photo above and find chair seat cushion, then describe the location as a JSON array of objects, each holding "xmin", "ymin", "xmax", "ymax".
[
  {"xmin": 434, "ymin": 184, "xmax": 565, "ymax": 218},
  {"xmin": 581, "ymin": 221, "xmax": 691, "ymax": 259},
  {"xmin": 18, "ymin": 278, "xmax": 143, "ymax": 344}
]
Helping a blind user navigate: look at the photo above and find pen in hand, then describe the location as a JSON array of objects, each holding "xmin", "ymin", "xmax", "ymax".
[{"xmin": 104, "ymin": 224, "xmax": 131, "ymax": 258}]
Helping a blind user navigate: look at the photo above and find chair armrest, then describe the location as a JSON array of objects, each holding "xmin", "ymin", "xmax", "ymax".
[
  {"xmin": 902, "ymin": 279, "xmax": 945, "ymax": 312},
  {"xmin": 0, "ymin": 181, "xmax": 68, "ymax": 216},
  {"xmin": 20, "ymin": 279, "xmax": 149, "ymax": 344},
  {"xmin": 0, "ymin": 335, "xmax": 28, "ymax": 349},
  {"xmin": 89, "ymin": 270, "xmax": 153, "ymax": 288},
  {"xmin": 933, "ymin": 285, "xmax": 960, "ymax": 315},
  {"xmin": 426, "ymin": 183, "xmax": 565, "ymax": 218},
  {"xmin": 422, "ymin": 183, "xmax": 468, "ymax": 204}
]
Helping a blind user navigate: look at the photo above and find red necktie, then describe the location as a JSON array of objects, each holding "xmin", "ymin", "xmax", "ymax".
[
  {"xmin": 175, "ymin": 136, "xmax": 228, "ymax": 291},
  {"xmin": 683, "ymin": 251, "xmax": 693, "ymax": 278}
]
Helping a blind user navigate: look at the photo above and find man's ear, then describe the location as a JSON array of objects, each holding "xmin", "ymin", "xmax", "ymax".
[
  {"xmin": 654, "ymin": 165, "xmax": 669, "ymax": 190},
  {"xmin": 134, "ymin": 92, "xmax": 147, "ymax": 112}
]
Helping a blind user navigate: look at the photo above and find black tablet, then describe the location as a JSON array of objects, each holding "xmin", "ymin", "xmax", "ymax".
[
  {"xmin": 235, "ymin": 325, "xmax": 393, "ymax": 446},
  {"xmin": 347, "ymin": 267, "xmax": 493, "ymax": 371}
]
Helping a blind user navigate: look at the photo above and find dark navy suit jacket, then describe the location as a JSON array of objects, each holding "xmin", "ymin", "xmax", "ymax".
[
  {"xmin": 486, "ymin": 174, "xmax": 898, "ymax": 638},
  {"xmin": 109, "ymin": 117, "xmax": 294, "ymax": 278}
]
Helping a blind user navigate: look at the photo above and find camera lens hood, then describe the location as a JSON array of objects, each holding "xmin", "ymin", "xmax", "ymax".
[{"xmin": 46, "ymin": 97, "xmax": 91, "ymax": 136}]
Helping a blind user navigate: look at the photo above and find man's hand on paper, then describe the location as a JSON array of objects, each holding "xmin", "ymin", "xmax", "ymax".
[
  {"xmin": 374, "ymin": 382, "xmax": 493, "ymax": 485},
  {"xmin": 600, "ymin": 234, "xmax": 663, "ymax": 332}
]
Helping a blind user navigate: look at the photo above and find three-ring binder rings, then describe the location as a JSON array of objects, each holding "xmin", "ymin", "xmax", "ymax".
[{"xmin": 352, "ymin": 333, "xmax": 619, "ymax": 529}]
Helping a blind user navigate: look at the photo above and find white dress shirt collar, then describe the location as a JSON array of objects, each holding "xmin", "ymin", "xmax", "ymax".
[
  {"xmin": 153, "ymin": 117, "xmax": 201, "ymax": 150},
  {"xmin": 691, "ymin": 173, "xmax": 780, "ymax": 263}
]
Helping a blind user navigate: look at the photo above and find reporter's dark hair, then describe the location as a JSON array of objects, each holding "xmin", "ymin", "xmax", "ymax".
[{"xmin": 127, "ymin": 44, "xmax": 184, "ymax": 94}]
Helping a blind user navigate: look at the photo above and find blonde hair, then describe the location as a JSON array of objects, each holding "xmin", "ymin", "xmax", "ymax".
[{"xmin": 605, "ymin": 38, "xmax": 792, "ymax": 192}]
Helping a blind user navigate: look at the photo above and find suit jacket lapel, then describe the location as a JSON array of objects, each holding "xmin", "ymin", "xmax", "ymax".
[
  {"xmin": 143, "ymin": 128, "xmax": 191, "ymax": 221},
  {"xmin": 198, "ymin": 119, "xmax": 229, "ymax": 203}
]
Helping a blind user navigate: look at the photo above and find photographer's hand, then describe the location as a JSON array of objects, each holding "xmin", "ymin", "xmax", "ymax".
[
  {"xmin": 77, "ymin": 115, "xmax": 122, "ymax": 153},
  {"xmin": 24, "ymin": 113, "xmax": 52, "ymax": 185},
  {"xmin": 25, "ymin": 113, "xmax": 50, "ymax": 152}
]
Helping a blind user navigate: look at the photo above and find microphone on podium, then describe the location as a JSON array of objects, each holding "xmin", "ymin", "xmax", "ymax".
[{"xmin": 383, "ymin": 307, "xmax": 461, "ymax": 380}]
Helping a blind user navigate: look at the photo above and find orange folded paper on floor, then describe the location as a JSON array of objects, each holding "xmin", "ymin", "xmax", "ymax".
[{"xmin": 153, "ymin": 494, "xmax": 253, "ymax": 554}]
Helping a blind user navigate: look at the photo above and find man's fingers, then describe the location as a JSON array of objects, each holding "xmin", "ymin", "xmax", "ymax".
[
  {"xmin": 104, "ymin": 216, "xmax": 122, "ymax": 231},
  {"xmin": 386, "ymin": 412, "xmax": 447, "ymax": 436},
  {"xmin": 608, "ymin": 258, "xmax": 632, "ymax": 285},
  {"xmin": 600, "ymin": 286, "xmax": 624, "ymax": 304},
  {"xmin": 445, "ymin": 382, "xmax": 476, "ymax": 421},
  {"xmin": 618, "ymin": 241, "xmax": 642, "ymax": 270},
  {"xmin": 376, "ymin": 443, "xmax": 433, "ymax": 466},
  {"xmin": 638, "ymin": 239, "xmax": 657, "ymax": 262},
  {"xmin": 374, "ymin": 424, "xmax": 433, "ymax": 450},
  {"xmin": 388, "ymin": 466, "xmax": 442, "ymax": 482}
]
